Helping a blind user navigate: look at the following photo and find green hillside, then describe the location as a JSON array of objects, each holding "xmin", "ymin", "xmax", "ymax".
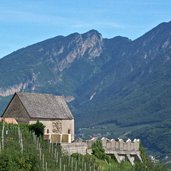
[
  {"xmin": 0, "ymin": 123, "xmax": 98, "ymax": 171},
  {"xmin": 0, "ymin": 123, "xmax": 168, "ymax": 171}
]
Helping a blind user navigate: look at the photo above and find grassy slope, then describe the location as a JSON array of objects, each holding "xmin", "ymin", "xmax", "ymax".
[
  {"xmin": 0, "ymin": 123, "xmax": 99, "ymax": 171},
  {"xmin": 0, "ymin": 123, "xmax": 168, "ymax": 171}
]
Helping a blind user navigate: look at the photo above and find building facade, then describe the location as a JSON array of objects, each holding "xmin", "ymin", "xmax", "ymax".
[{"xmin": 3, "ymin": 92, "xmax": 74, "ymax": 143}]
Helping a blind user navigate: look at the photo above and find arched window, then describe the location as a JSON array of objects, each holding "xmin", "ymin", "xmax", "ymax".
[
  {"xmin": 47, "ymin": 129, "xmax": 49, "ymax": 134},
  {"xmin": 68, "ymin": 129, "xmax": 71, "ymax": 134}
]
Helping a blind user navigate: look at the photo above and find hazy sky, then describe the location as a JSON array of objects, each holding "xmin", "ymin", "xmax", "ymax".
[{"xmin": 0, "ymin": 0, "xmax": 171, "ymax": 58}]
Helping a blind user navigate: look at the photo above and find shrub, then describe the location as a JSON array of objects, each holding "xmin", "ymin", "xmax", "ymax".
[
  {"xmin": 0, "ymin": 153, "xmax": 10, "ymax": 171},
  {"xmin": 92, "ymin": 140, "xmax": 106, "ymax": 160},
  {"xmin": 29, "ymin": 120, "xmax": 45, "ymax": 137}
]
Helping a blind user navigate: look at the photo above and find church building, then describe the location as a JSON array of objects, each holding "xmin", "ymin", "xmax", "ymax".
[{"xmin": 2, "ymin": 92, "xmax": 74, "ymax": 143}]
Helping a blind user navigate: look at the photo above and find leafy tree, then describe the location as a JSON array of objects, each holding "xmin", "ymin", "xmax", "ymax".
[
  {"xmin": 29, "ymin": 120, "xmax": 45, "ymax": 137},
  {"xmin": 92, "ymin": 140, "xmax": 106, "ymax": 160}
]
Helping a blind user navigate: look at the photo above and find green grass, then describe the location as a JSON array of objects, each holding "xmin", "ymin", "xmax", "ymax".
[
  {"xmin": 0, "ymin": 123, "xmax": 99, "ymax": 171},
  {"xmin": 0, "ymin": 123, "xmax": 168, "ymax": 171}
]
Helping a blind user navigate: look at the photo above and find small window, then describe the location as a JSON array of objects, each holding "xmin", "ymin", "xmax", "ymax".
[
  {"xmin": 68, "ymin": 129, "xmax": 71, "ymax": 134},
  {"xmin": 47, "ymin": 129, "xmax": 49, "ymax": 134}
]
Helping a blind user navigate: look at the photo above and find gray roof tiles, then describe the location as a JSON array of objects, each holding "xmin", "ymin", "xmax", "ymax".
[{"xmin": 16, "ymin": 92, "xmax": 73, "ymax": 119}]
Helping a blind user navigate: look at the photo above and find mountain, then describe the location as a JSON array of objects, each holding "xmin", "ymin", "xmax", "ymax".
[{"xmin": 0, "ymin": 21, "xmax": 171, "ymax": 160}]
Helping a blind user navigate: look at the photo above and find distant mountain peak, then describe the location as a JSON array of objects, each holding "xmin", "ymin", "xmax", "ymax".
[
  {"xmin": 158, "ymin": 20, "xmax": 171, "ymax": 26},
  {"xmin": 82, "ymin": 30, "xmax": 102, "ymax": 40},
  {"xmin": 56, "ymin": 30, "xmax": 103, "ymax": 71},
  {"xmin": 84, "ymin": 29, "xmax": 101, "ymax": 35}
]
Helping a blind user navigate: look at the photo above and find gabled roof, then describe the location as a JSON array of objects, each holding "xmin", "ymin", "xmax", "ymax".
[{"xmin": 15, "ymin": 92, "xmax": 73, "ymax": 119}]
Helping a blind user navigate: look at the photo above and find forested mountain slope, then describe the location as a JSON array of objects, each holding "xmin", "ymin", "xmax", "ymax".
[{"xmin": 0, "ymin": 21, "xmax": 171, "ymax": 160}]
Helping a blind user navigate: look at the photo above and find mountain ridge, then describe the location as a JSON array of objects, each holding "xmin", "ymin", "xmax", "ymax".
[{"xmin": 0, "ymin": 21, "xmax": 171, "ymax": 159}]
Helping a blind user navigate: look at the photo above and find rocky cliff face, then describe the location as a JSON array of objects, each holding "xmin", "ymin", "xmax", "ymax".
[
  {"xmin": 0, "ymin": 30, "xmax": 104, "ymax": 96},
  {"xmin": 57, "ymin": 30, "xmax": 103, "ymax": 71}
]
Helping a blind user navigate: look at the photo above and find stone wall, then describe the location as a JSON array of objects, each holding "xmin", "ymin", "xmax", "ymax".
[
  {"xmin": 101, "ymin": 137, "xmax": 140, "ymax": 152},
  {"xmin": 61, "ymin": 142, "xmax": 88, "ymax": 155},
  {"xmin": 60, "ymin": 137, "xmax": 142, "ymax": 165}
]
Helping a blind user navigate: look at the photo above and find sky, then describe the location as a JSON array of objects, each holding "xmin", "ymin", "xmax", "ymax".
[{"xmin": 0, "ymin": 0, "xmax": 171, "ymax": 58}]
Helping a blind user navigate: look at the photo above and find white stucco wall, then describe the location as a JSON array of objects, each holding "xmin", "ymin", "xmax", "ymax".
[{"xmin": 29, "ymin": 119, "xmax": 74, "ymax": 141}]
